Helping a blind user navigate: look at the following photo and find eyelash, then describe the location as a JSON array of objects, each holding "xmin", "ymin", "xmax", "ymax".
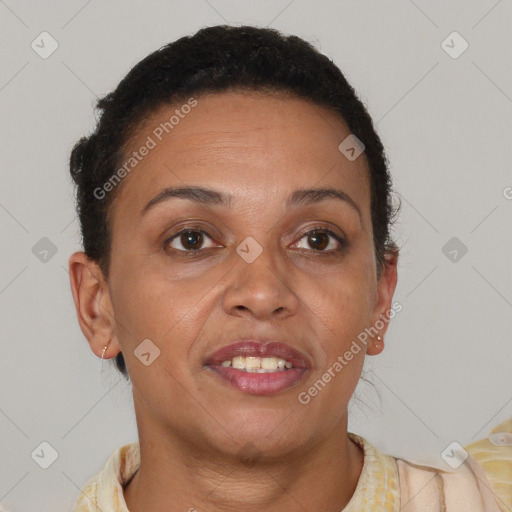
[{"xmin": 163, "ymin": 225, "xmax": 346, "ymax": 256}]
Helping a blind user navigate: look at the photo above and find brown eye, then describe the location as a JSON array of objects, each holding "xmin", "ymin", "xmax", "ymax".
[
  {"xmin": 294, "ymin": 228, "xmax": 345, "ymax": 253},
  {"xmin": 166, "ymin": 229, "xmax": 216, "ymax": 252},
  {"xmin": 307, "ymin": 231, "xmax": 329, "ymax": 251},
  {"xmin": 180, "ymin": 230, "xmax": 204, "ymax": 250}
]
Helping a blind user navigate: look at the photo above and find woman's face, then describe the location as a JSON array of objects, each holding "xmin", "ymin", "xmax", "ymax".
[{"xmin": 85, "ymin": 91, "xmax": 397, "ymax": 456}]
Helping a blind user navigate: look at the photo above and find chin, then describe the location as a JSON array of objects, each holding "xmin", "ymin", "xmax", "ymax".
[{"xmin": 216, "ymin": 412, "xmax": 312, "ymax": 456}]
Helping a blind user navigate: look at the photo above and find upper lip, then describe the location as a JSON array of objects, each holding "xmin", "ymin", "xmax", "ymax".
[{"xmin": 204, "ymin": 340, "xmax": 311, "ymax": 369}]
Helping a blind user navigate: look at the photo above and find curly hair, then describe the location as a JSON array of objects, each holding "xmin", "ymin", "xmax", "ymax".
[{"xmin": 69, "ymin": 24, "xmax": 400, "ymax": 378}]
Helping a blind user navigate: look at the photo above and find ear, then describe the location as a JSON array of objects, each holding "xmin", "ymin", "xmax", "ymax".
[
  {"xmin": 366, "ymin": 250, "xmax": 399, "ymax": 356},
  {"xmin": 68, "ymin": 251, "xmax": 121, "ymax": 360}
]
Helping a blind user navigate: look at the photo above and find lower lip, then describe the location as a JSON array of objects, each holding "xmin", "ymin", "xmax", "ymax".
[{"xmin": 207, "ymin": 366, "xmax": 307, "ymax": 395}]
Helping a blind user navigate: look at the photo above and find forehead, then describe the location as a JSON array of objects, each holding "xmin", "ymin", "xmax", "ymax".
[{"xmin": 109, "ymin": 90, "xmax": 371, "ymax": 227}]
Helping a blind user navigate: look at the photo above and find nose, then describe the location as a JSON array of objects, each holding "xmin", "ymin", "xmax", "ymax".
[{"xmin": 222, "ymin": 242, "xmax": 300, "ymax": 321}]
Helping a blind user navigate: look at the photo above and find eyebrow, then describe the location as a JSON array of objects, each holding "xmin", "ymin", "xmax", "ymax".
[{"xmin": 141, "ymin": 185, "xmax": 362, "ymax": 223}]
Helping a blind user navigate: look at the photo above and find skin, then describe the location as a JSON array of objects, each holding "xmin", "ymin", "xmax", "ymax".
[{"xmin": 69, "ymin": 90, "xmax": 398, "ymax": 511}]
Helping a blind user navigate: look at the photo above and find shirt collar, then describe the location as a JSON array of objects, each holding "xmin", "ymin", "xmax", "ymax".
[{"xmin": 74, "ymin": 433, "xmax": 400, "ymax": 511}]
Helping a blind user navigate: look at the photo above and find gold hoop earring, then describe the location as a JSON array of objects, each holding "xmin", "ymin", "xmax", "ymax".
[{"xmin": 100, "ymin": 345, "xmax": 109, "ymax": 375}]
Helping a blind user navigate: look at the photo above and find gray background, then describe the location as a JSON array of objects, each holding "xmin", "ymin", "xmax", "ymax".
[{"xmin": 0, "ymin": 1, "xmax": 511, "ymax": 510}]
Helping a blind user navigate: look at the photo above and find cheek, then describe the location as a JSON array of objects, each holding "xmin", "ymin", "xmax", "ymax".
[
  {"xmin": 297, "ymin": 257, "xmax": 374, "ymax": 336},
  {"xmin": 109, "ymin": 257, "xmax": 221, "ymax": 377},
  {"xmin": 299, "ymin": 277, "xmax": 370, "ymax": 415}
]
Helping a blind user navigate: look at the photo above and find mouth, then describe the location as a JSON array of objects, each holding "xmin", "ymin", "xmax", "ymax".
[{"xmin": 204, "ymin": 340, "xmax": 310, "ymax": 396}]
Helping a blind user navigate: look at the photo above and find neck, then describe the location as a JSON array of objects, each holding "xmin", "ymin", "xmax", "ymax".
[{"xmin": 123, "ymin": 421, "xmax": 364, "ymax": 512}]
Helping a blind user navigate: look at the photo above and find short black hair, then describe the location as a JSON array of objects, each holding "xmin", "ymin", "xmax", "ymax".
[{"xmin": 69, "ymin": 24, "xmax": 400, "ymax": 378}]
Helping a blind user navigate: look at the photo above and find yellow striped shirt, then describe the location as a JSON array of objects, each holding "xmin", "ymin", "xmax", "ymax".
[{"xmin": 73, "ymin": 417, "xmax": 512, "ymax": 511}]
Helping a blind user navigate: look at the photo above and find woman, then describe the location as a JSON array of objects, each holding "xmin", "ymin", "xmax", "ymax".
[{"xmin": 68, "ymin": 25, "xmax": 511, "ymax": 511}]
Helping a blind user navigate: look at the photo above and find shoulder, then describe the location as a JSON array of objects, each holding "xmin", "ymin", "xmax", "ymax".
[
  {"xmin": 348, "ymin": 430, "xmax": 508, "ymax": 511},
  {"xmin": 396, "ymin": 454, "xmax": 502, "ymax": 511},
  {"xmin": 464, "ymin": 417, "xmax": 512, "ymax": 512},
  {"xmin": 73, "ymin": 442, "xmax": 140, "ymax": 512},
  {"xmin": 395, "ymin": 417, "xmax": 512, "ymax": 512}
]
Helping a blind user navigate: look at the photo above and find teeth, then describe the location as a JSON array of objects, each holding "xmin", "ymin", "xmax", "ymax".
[
  {"xmin": 261, "ymin": 357, "xmax": 278, "ymax": 370},
  {"xmin": 245, "ymin": 356, "xmax": 260, "ymax": 371},
  {"xmin": 232, "ymin": 356, "xmax": 245, "ymax": 369},
  {"xmin": 220, "ymin": 356, "xmax": 294, "ymax": 372}
]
